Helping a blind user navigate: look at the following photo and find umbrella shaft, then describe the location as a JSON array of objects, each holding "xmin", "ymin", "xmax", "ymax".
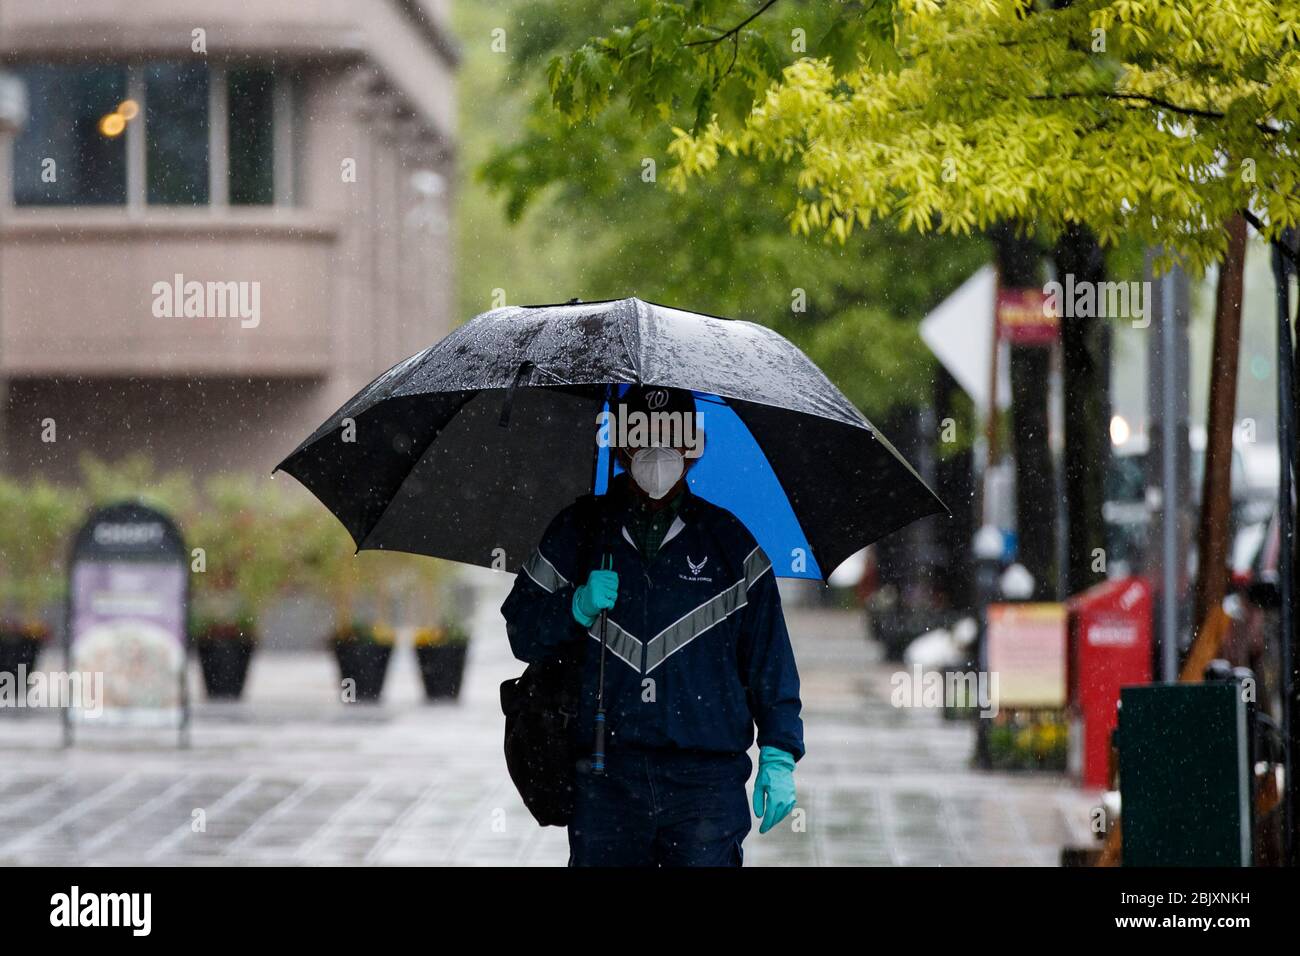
[{"xmin": 593, "ymin": 608, "xmax": 609, "ymax": 775}]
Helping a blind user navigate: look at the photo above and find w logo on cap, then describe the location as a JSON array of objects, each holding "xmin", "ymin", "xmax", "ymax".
[{"xmin": 645, "ymin": 389, "xmax": 669, "ymax": 410}]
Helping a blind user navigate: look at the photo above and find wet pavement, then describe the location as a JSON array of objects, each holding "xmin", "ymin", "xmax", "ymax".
[{"xmin": 0, "ymin": 569, "xmax": 1096, "ymax": 866}]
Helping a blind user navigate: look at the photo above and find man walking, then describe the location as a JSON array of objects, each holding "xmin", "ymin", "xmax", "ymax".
[{"xmin": 501, "ymin": 385, "xmax": 803, "ymax": 866}]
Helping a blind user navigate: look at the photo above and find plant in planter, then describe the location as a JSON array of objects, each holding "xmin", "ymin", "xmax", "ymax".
[
  {"xmin": 296, "ymin": 504, "xmax": 471, "ymax": 704},
  {"xmin": 0, "ymin": 620, "xmax": 53, "ymax": 686},
  {"xmin": 374, "ymin": 554, "xmax": 470, "ymax": 701},
  {"xmin": 414, "ymin": 620, "xmax": 470, "ymax": 700},
  {"xmin": 188, "ymin": 475, "xmax": 290, "ymax": 700},
  {"xmin": 0, "ymin": 477, "xmax": 83, "ymax": 683},
  {"xmin": 300, "ymin": 512, "xmax": 398, "ymax": 703},
  {"xmin": 330, "ymin": 621, "xmax": 396, "ymax": 702},
  {"xmin": 192, "ymin": 606, "xmax": 258, "ymax": 699}
]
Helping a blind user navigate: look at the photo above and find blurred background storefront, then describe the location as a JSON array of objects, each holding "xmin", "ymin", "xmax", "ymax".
[{"xmin": 0, "ymin": 0, "xmax": 458, "ymax": 477}]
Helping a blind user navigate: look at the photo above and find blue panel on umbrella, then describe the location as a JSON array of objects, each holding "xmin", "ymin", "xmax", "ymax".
[{"xmin": 595, "ymin": 390, "xmax": 821, "ymax": 580}]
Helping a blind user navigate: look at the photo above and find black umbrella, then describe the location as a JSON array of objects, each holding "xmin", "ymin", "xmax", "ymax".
[{"xmin": 274, "ymin": 297, "xmax": 944, "ymax": 581}]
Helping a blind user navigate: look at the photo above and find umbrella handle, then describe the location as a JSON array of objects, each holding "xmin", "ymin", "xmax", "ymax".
[{"xmin": 593, "ymin": 701, "xmax": 607, "ymax": 775}]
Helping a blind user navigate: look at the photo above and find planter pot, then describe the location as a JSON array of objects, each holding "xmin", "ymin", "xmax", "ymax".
[
  {"xmin": 333, "ymin": 640, "xmax": 392, "ymax": 702},
  {"xmin": 416, "ymin": 643, "xmax": 468, "ymax": 700},
  {"xmin": 196, "ymin": 632, "xmax": 256, "ymax": 699},
  {"xmin": 0, "ymin": 628, "xmax": 47, "ymax": 683}
]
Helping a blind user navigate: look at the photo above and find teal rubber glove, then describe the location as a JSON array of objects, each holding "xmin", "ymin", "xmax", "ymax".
[
  {"xmin": 572, "ymin": 569, "xmax": 618, "ymax": 627},
  {"xmin": 752, "ymin": 746, "xmax": 797, "ymax": 834}
]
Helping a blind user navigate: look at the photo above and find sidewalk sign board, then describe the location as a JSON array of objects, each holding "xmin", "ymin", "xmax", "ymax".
[
  {"xmin": 63, "ymin": 502, "xmax": 189, "ymax": 747},
  {"xmin": 986, "ymin": 602, "xmax": 1068, "ymax": 707}
]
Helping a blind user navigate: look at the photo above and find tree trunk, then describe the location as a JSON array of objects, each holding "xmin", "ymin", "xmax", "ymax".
[
  {"xmin": 1054, "ymin": 224, "xmax": 1112, "ymax": 596},
  {"xmin": 991, "ymin": 224, "xmax": 1056, "ymax": 599},
  {"xmin": 1192, "ymin": 214, "xmax": 1247, "ymax": 631}
]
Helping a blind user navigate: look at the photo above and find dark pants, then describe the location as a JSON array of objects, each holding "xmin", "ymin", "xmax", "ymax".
[{"xmin": 568, "ymin": 749, "xmax": 752, "ymax": 867}]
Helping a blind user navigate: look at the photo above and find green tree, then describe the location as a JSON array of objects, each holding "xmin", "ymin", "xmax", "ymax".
[
  {"xmin": 540, "ymin": 0, "xmax": 1300, "ymax": 271},
  {"xmin": 468, "ymin": 0, "xmax": 986, "ymax": 421},
  {"xmin": 512, "ymin": 0, "xmax": 1300, "ymax": 599}
]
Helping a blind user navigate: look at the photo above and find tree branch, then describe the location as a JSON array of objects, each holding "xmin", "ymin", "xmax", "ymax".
[
  {"xmin": 1244, "ymin": 209, "xmax": 1300, "ymax": 268},
  {"xmin": 685, "ymin": 0, "xmax": 782, "ymax": 48},
  {"xmin": 1029, "ymin": 90, "xmax": 1282, "ymax": 136}
]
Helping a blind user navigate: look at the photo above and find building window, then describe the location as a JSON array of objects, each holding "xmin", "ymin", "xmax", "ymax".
[
  {"xmin": 145, "ymin": 62, "xmax": 210, "ymax": 205},
  {"xmin": 11, "ymin": 65, "xmax": 129, "ymax": 205},
  {"xmin": 10, "ymin": 62, "xmax": 291, "ymax": 209},
  {"xmin": 228, "ymin": 67, "xmax": 275, "ymax": 205}
]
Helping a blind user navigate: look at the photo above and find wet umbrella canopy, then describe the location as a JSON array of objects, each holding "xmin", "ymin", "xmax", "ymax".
[{"xmin": 275, "ymin": 297, "xmax": 945, "ymax": 581}]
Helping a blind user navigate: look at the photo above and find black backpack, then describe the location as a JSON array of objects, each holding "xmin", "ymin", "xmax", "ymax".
[{"xmin": 500, "ymin": 496, "xmax": 605, "ymax": 827}]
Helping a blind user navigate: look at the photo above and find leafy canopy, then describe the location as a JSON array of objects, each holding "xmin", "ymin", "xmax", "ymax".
[
  {"xmin": 473, "ymin": 0, "xmax": 987, "ymax": 421},
  {"xmin": 543, "ymin": 0, "xmax": 1300, "ymax": 272}
]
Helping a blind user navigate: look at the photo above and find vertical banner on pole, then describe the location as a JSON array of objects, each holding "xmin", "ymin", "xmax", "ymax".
[
  {"xmin": 64, "ymin": 502, "xmax": 189, "ymax": 746},
  {"xmin": 996, "ymin": 287, "xmax": 1057, "ymax": 346}
]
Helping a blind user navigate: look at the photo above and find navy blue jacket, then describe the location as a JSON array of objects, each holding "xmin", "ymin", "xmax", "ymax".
[{"xmin": 501, "ymin": 477, "xmax": 804, "ymax": 761}]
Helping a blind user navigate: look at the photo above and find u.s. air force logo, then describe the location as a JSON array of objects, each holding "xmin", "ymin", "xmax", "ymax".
[{"xmin": 680, "ymin": 554, "xmax": 712, "ymax": 583}]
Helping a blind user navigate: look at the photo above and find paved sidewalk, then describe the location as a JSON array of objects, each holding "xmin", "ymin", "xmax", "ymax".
[{"xmin": 0, "ymin": 569, "xmax": 1096, "ymax": 865}]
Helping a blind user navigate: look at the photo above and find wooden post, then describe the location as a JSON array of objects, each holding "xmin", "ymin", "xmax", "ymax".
[{"xmin": 1193, "ymin": 214, "xmax": 1248, "ymax": 629}]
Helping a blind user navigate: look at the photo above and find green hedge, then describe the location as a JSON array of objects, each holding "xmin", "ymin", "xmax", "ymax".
[{"xmin": 0, "ymin": 455, "xmax": 450, "ymax": 639}]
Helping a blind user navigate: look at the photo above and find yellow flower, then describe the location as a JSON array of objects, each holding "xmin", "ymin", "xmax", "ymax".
[{"xmin": 413, "ymin": 626, "xmax": 446, "ymax": 647}]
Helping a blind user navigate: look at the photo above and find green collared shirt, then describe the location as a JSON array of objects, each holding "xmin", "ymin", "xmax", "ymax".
[{"xmin": 623, "ymin": 484, "xmax": 685, "ymax": 563}]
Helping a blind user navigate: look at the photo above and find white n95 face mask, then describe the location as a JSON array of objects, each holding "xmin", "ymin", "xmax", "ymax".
[{"xmin": 630, "ymin": 447, "xmax": 684, "ymax": 499}]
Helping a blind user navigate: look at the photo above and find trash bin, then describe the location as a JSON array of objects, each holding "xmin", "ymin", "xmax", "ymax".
[{"xmin": 1116, "ymin": 682, "xmax": 1252, "ymax": 866}]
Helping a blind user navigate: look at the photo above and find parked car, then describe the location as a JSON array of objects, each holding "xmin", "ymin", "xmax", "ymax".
[{"xmin": 1104, "ymin": 429, "xmax": 1257, "ymax": 579}]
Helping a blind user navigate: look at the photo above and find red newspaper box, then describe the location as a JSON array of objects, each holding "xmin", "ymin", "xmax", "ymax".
[{"xmin": 1066, "ymin": 577, "xmax": 1152, "ymax": 789}]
